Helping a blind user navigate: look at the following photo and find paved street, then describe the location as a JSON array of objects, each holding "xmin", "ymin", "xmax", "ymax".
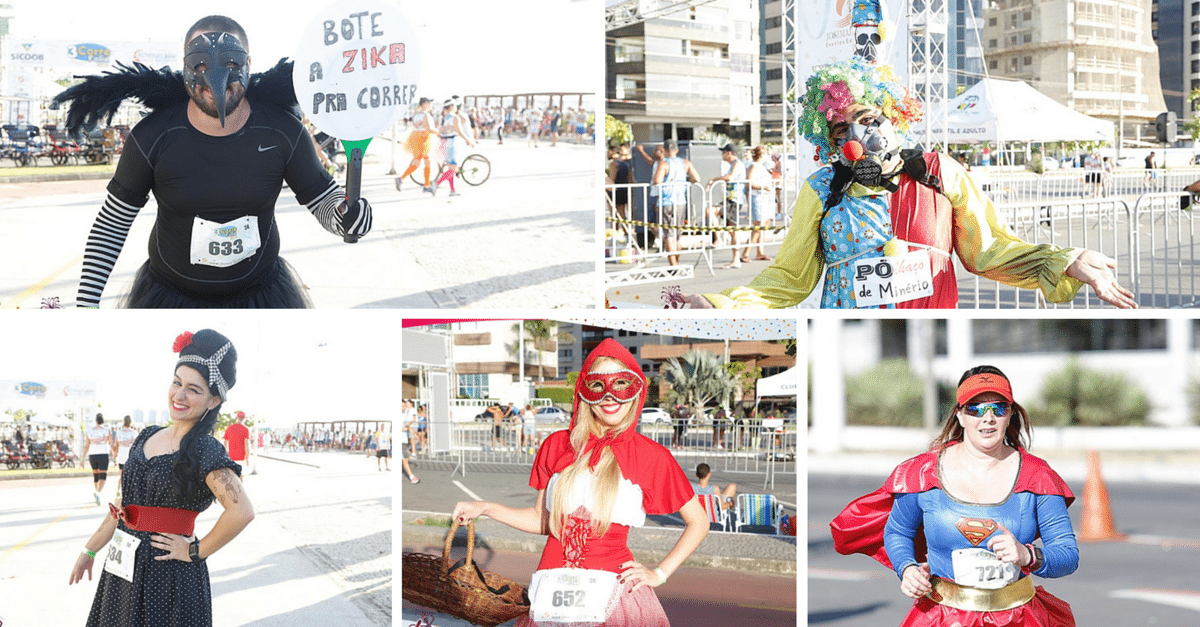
[
  {"xmin": 808, "ymin": 471, "xmax": 1200, "ymax": 626},
  {"xmin": 0, "ymin": 134, "xmax": 595, "ymax": 309},
  {"xmin": 0, "ymin": 448, "xmax": 391, "ymax": 626}
]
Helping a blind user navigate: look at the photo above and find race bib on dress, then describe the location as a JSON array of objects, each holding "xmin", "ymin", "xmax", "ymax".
[
  {"xmin": 529, "ymin": 568, "xmax": 619, "ymax": 623},
  {"xmin": 951, "ymin": 548, "xmax": 1019, "ymax": 590},
  {"xmin": 103, "ymin": 528, "xmax": 140, "ymax": 583},
  {"xmin": 189, "ymin": 215, "xmax": 261, "ymax": 267},
  {"xmin": 852, "ymin": 250, "xmax": 935, "ymax": 307}
]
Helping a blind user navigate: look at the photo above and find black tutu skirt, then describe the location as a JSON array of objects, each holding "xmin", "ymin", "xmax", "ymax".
[{"xmin": 118, "ymin": 257, "xmax": 313, "ymax": 308}]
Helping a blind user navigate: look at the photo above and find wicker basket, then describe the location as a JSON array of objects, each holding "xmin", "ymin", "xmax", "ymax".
[{"xmin": 402, "ymin": 519, "xmax": 530, "ymax": 627}]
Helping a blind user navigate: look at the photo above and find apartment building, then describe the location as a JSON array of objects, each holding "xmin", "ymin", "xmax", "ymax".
[
  {"xmin": 606, "ymin": 0, "xmax": 762, "ymax": 144},
  {"xmin": 983, "ymin": 0, "xmax": 1166, "ymax": 141}
]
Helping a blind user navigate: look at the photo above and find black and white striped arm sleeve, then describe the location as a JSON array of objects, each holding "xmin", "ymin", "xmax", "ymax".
[
  {"xmin": 77, "ymin": 193, "xmax": 142, "ymax": 308},
  {"xmin": 304, "ymin": 181, "xmax": 372, "ymax": 238}
]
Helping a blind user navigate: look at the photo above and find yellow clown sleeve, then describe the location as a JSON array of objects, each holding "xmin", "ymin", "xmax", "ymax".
[
  {"xmin": 704, "ymin": 181, "xmax": 826, "ymax": 308},
  {"xmin": 942, "ymin": 157, "xmax": 1085, "ymax": 303}
]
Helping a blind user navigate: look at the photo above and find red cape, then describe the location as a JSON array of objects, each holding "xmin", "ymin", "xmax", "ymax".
[{"xmin": 830, "ymin": 445, "xmax": 1074, "ymax": 570}]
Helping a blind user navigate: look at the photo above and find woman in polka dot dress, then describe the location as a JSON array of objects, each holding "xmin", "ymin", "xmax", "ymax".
[{"xmin": 69, "ymin": 329, "xmax": 254, "ymax": 627}]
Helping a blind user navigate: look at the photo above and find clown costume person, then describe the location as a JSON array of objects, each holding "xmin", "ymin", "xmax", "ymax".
[
  {"xmin": 684, "ymin": 57, "xmax": 1136, "ymax": 309},
  {"xmin": 830, "ymin": 366, "xmax": 1079, "ymax": 626},
  {"xmin": 453, "ymin": 339, "xmax": 708, "ymax": 626}
]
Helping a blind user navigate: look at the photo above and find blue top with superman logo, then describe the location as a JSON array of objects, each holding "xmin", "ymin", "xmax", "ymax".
[{"xmin": 883, "ymin": 488, "xmax": 1078, "ymax": 581}]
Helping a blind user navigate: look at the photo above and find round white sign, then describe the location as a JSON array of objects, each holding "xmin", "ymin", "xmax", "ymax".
[{"xmin": 292, "ymin": 0, "xmax": 421, "ymax": 141}]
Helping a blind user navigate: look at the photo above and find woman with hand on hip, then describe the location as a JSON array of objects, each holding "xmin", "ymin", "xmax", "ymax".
[
  {"xmin": 453, "ymin": 339, "xmax": 708, "ymax": 626},
  {"xmin": 832, "ymin": 365, "xmax": 1078, "ymax": 626},
  {"xmin": 69, "ymin": 329, "xmax": 254, "ymax": 627}
]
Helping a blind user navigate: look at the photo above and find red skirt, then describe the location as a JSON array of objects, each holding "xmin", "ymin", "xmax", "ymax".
[
  {"xmin": 513, "ymin": 579, "xmax": 670, "ymax": 627},
  {"xmin": 899, "ymin": 586, "xmax": 1074, "ymax": 627}
]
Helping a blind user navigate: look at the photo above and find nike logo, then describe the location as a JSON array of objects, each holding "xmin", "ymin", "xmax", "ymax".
[{"xmin": 258, "ymin": 145, "xmax": 277, "ymax": 152}]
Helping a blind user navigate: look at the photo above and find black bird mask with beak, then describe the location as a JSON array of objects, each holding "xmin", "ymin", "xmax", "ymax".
[{"xmin": 182, "ymin": 32, "xmax": 248, "ymax": 127}]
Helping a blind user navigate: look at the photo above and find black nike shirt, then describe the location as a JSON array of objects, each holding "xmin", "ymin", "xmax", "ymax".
[{"xmin": 107, "ymin": 100, "xmax": 333, "ymax": 296}]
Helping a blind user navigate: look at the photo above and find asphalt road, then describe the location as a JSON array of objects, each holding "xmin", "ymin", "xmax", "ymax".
[
  {"xmin": 400, "ymin": 544, "xmax": 797, "ymax": 627},
  {"xmin": 808, "ymin": 473, "xmax": 1200, "ymax": 626},
  {"xmin": 0, "ymin": 448, "xmax": 391, "ymax": 626},
  {"xmin": 0, "ymin": 135, "xmax": 595, "ymax": 309}
]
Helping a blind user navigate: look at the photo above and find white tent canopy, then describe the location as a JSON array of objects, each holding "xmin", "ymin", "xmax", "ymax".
[
  {"xmin": 912, "ymin": 78, "xmax": 1114, "ymax": 144},
  {"xmin": 757, "ymin": 368, "xmax": 799, "ymax": 399}
]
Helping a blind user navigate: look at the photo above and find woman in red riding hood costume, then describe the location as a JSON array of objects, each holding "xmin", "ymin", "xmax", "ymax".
[
  {"xmin": 453, "ymin": 339, "xmax": 709, "ymax": 626},
  {"xmin": 831, "ymin": 365, "xmax": 1079, "ymax": 626}
]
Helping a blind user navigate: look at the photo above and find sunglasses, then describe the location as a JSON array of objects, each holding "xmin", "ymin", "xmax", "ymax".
[{"xmin": 961, "ymin": 402, "xmax": 1011, "ymax": 418}]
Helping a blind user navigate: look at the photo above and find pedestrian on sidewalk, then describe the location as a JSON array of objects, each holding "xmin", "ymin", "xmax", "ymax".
[
  {"xmin": 82, "ymin": 414, "xmax": 113, "ymax": 506},
  {"xmin": 831, "ymin": 365, "xmax": 1079, "ymax": 626},
  {"xmin": 453, "ymin": 339, "xmax": 707, "ymax": 627},
  {"xmin": 222, "ymin": 411, "xmax": 251, "ymax": 474},
  {"xmin": 69, "ymin": 328, "xmax": 254, "ymax": 627},
  {"xmin": 375, "ymin": 425, "xmax": 392, "ymax": 471}
]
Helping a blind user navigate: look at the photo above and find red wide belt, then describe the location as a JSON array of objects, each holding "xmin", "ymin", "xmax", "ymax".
[{"xmin": 109, "ymin": 503, "xmax": 198, "ymax": 536}]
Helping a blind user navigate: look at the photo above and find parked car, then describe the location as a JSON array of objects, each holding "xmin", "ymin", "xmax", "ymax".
[
  {"xmin": 534, "ymin": 406, "xmax": 568, "ymax": 423},
  {"xmin": 640, "ymin": 407, "xmax": 671, "ymax": 425}
]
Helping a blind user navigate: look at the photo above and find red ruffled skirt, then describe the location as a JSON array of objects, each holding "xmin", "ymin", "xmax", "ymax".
[
  {"xmin": 516, "ymin": 506, "xmax": 670, "ymax": 627},
  {"xmin": 514, "ymin": 580, "xmax": 670, "ymax": 627},
  {"xmin": 899, "ymin": 586, "xmax": 1074, "ymax": 627}
]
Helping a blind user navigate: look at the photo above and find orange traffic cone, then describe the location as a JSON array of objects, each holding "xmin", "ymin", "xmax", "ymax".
[{"xmin": 1078, "ymin": 450, "xmax": 1125, "ymax": 542}]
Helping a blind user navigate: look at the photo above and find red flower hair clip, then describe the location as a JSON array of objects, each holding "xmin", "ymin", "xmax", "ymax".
[{"xmin": 173, "ymin": 331, "xmax": 194, "ymax": 353}]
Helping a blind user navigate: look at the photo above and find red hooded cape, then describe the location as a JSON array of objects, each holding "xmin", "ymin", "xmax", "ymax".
[
  {"xmin": 830, "ymin": 444, "xmax": 1075, "ymax": 570},
  {"xmin": 529, "ymin": 338, "xmax": 693, "ymax": 517}
]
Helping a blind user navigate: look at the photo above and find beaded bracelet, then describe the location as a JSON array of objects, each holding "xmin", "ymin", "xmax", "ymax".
[{"xmin": 654, "ymin": 567, "xmax": 668, "ymax": 585}]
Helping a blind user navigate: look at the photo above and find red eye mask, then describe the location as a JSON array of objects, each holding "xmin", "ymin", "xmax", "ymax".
[{"xmin": 577, "ymin": 369, "xmax": 644, "ymax": 405}]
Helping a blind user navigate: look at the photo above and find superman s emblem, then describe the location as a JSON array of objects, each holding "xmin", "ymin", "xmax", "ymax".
[{"xmin": 956, "ymin": 517, "xmax": 997, "ymax": 546}]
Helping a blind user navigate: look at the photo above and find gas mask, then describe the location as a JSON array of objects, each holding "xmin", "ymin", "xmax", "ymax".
[
  {"xmin": 855, "ymin": 27, "xmax": 882, "ymax": 62},
  {"xmin": 836, "ymin": 116, "xmax": 902, "ymax": 188},
  {"xmin": 182, "ymin": 32, "xmax": 248, "ymax": 127}
]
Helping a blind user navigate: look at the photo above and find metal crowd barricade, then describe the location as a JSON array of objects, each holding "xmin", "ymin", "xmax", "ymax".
[
  {"xmin": 604, "ymin": 179, "xmax": 791, "ymax": 286},
  {"xmin": 1129, "ymin": 192, "xmax": 1200, "ymax": 308},
  {"xmin": 958, "ymin": 198, "xmax": 1132, "ymax": 308},
  {"xmin": 410, "ymin": 418, "xmax": 795, "ymax": 487}
]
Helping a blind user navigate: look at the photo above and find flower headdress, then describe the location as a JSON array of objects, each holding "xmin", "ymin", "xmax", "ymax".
[{"xmin": 799, "ymin": 57, "xmax": 923, "ymax": 164}]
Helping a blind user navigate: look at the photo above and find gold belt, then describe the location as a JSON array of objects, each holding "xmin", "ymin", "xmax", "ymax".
[{"xmin": 927, "ymin": 576, "xmax": 1035, "ymax": 612}]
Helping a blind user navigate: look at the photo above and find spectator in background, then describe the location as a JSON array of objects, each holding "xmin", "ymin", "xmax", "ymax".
[
  {"xmin": 692, "ymin": 463, "xmax": 737, "ymax": 510},
  {"xmin": 375, "ymin": 425, "xmax": 391, "ymax": 471},
  {"xmin": 222, "ymin": 411, "xmax": 251, "ymax": 473}
]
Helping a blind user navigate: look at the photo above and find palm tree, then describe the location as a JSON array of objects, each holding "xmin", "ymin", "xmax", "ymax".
[
  {"xmin": 511, "ymin": 321, "xmax": 575, "ymax": 383},
  {"xmin": 660, "ymin": 349, "xmax": 737, "ymax": 425}
]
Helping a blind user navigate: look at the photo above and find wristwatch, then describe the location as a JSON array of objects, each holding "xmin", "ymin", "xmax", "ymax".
[{"xmin": 188, "ymin": 539, "xmax": 203, "ymax": 562}]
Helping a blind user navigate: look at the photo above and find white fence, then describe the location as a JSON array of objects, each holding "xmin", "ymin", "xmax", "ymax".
[
  {"xmin": 605, "ymin": 166, "xmax": 1200, "ymax": 308},
  {"xmin": 406, "ymin": 419, "xmax": 797, "ymax": 489}
]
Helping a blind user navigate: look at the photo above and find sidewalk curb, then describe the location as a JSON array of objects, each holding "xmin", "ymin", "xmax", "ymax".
[
  {"xmin": 0, "ymin": 170, "xmax": 114, "ymax": 184},
  {"xmin": 402, "ymin": 516, "xmax": 797, "ymax": 576}
]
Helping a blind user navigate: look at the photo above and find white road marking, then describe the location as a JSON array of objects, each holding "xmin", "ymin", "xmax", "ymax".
[
  {"xmin": 808, "ymin": 567, "xmax": 890, "ymax": 581},
  {"xmin": 1109, "ymin": 588, "xmax": 1200, "ymax": 612},
  {"xmin": 453, "ymin": 479, "xmax": 483, "ymax": 501}
]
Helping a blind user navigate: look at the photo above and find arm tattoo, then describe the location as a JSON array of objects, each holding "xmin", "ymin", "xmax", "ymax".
[{"xmin": 215, "ymin": 468, "xmax": 242, "ymax": 505}]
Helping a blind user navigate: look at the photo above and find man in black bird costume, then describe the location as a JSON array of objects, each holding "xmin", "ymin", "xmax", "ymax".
[{"xmin": 54, "ymin": 15, "xmax": 373, "ymax": 308}]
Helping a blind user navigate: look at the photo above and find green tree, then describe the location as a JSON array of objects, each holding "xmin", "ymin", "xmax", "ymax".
[
  {"xmin": 215, "ymin": 411, "xmax": 255, "ymax": 433},
  {"xmin": 1031, "ymin": 359, "xmax": 1149, "ymax": 426},
  {"xmin": 724, "ymin": 360, "xmax": 762, "ymax": 405},
  {"xmin": 4, "ymin": 408, "xmax": 37, "ymax": 422},
  {"xmin": 605, "ymin": 114, "xmax": 632, "ymax": 147},
  {"xmin": 661, "ymin": 350, "xmax": 738, "ymax": 425},
  {"xmin": 511, "ymin": 321, "xmax": 575, "ymax": 383},
  {"xmin": 845, "ymin": 360, "xmax": 925, "ymax": 427},
  {"xmin": 1186, "ymin": 90, "xmax": 1200, "ymax": 141}
]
